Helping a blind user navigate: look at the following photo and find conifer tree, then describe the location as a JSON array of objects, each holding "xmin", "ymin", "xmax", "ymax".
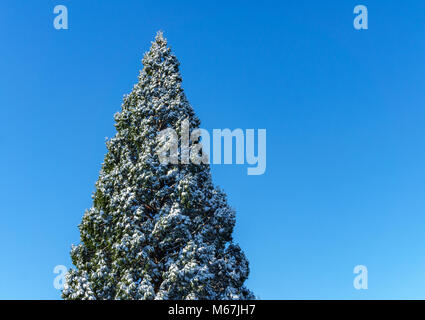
[{"xmin": 63, "ymin": 32, "xmax": 254, "ymax": 300}]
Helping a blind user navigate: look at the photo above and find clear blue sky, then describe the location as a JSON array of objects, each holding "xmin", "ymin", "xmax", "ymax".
[{"xmin": 1, "ymin": 0, "xmax": 425, "ymax": 299}]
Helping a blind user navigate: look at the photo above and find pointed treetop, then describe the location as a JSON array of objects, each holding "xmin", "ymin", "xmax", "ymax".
[{"xmin": 155, "ymin": 30, "xmax": 166, "ymax": 44}]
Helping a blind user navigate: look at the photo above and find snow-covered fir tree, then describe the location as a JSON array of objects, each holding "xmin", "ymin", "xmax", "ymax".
[{"xmin": 63, "ymin": 31, "xmax": 254, "ymax": 300}]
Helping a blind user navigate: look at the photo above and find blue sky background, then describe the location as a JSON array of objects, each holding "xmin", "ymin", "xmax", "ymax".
[{"xmin": 1, "ymin": 0, "xmax": 425, "ymax": 299}]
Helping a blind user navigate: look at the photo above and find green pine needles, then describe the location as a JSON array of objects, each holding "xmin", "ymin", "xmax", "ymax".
[{"xmin": 63, "ymin": 32, "xmax": 254, "ymax": 300}]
